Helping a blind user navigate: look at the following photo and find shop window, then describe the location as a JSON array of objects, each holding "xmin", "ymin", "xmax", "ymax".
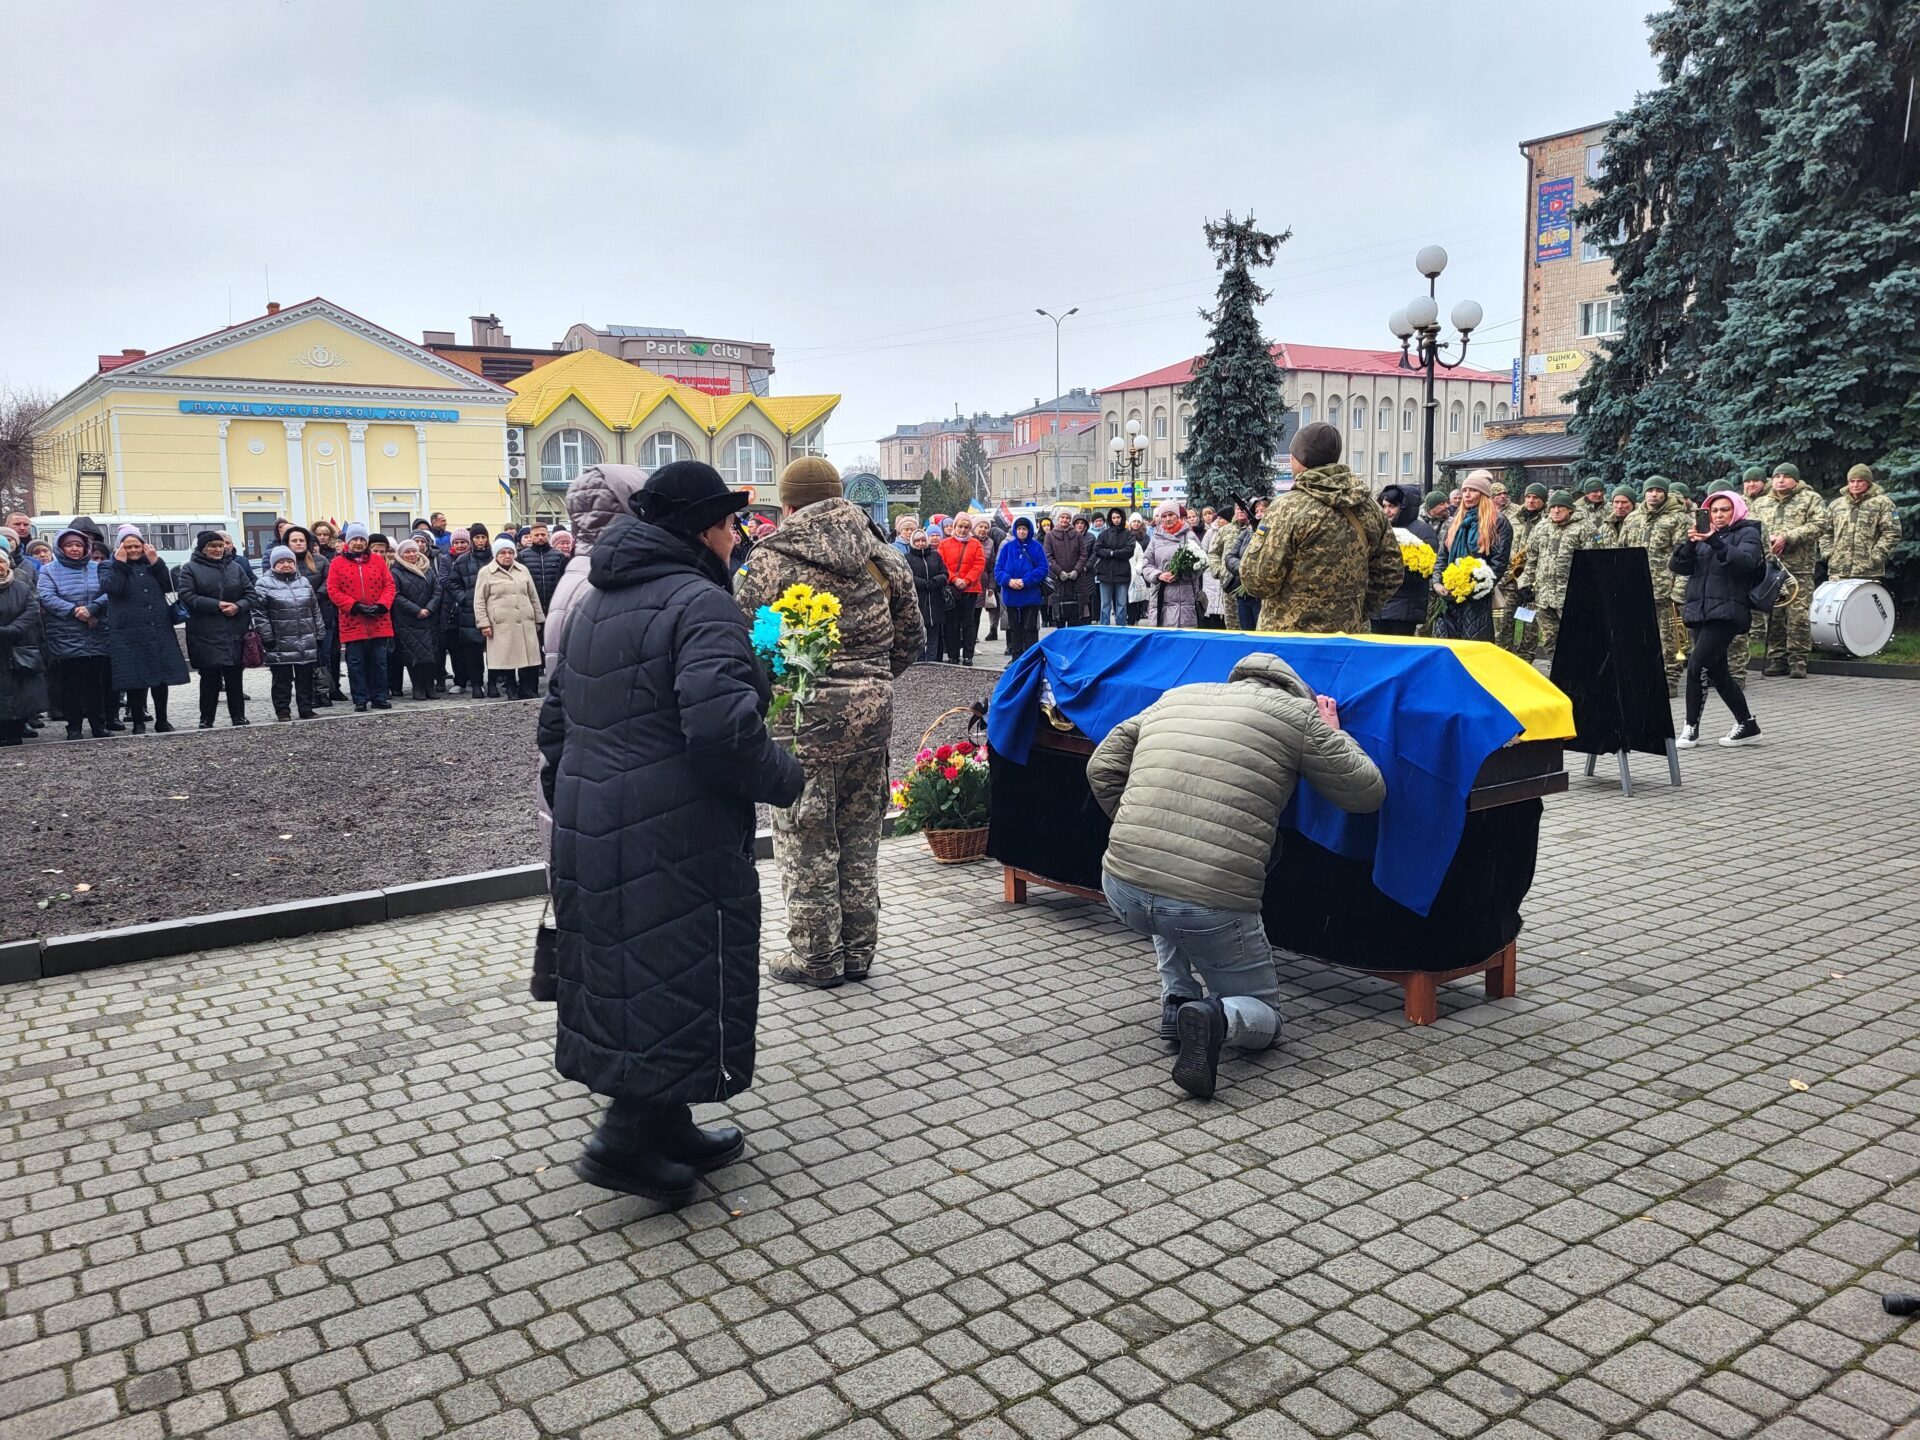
[
  {"xmin": 540, "ymin": 428, "xmax": 603, "ymax": 488},
  {"xmin": 722, "ymin": 434, "xmax": 774, "ymax": 490},
  {"xmin": 638, "ymin": 431, "xmax": 692, "ymax": 471}
]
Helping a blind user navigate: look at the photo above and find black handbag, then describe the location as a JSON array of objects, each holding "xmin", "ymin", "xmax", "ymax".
[{"xmin": 530, "ymin": 895, "xmax": 557, "ymax": 1002}]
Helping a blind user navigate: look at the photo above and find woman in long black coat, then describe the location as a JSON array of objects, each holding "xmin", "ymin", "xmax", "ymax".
[
  {"xmin": 283, "ymin": 526, "xmax": 333, "ymax": 705},
  {"xmin": 539, "ymin": 461, "xmax": 804, "ymax": 1206},
  {"xmin": 903, "ymin": 531, "xmax": 949, "ymax": 661},
  {"xmin": 447, "ymin": 525, "xmax": 492, "ymax": 699},
  {"xmin": 103, "ymin": 528, "xmax": 189, "ymax": 733},
  {"xmin": 173, "ymin": 530, "xmax": 256, "ymax": 728},
  {"xmin": 0, "ymin": 549, "xmax": 47, "ymax": 745},
  {"xmin": 388, "ymin": 539, "xmax": 444, "ymax": 700}
]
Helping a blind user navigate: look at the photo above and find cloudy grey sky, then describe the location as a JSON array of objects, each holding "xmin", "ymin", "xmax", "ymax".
[{"xmin": 2, "ymin": 1, "xmax": 1657, "ymax": 464}]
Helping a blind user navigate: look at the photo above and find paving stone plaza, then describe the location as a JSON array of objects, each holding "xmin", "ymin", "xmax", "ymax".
[{"xmin": 3, "ymin": 674, "xmax": 1919, "ymax": 1440}]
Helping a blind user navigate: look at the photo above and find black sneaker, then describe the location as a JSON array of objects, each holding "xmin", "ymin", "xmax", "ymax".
[
  {"xmin": 1172, "ymin": 998, "xmax": 1227, "ymax": 1100},
  {"xmin": 353, "ymin": 703, "xmax": 368, "ymax": 713},
  {"xmin": 370, "ymin": 700, "xmax": 392, "ymax": 710},
  {"xmin": 1159, "ymin": 995, "xmax": 1190, "ymax": 1045},
  {"xmin": 1718, "ymin": 718, "xmax": 1762, "ymax": 747}
]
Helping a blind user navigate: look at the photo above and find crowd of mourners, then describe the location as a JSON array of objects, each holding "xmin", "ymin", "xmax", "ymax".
[{"xmin": 0, "ymin": 509, "xmax": 587, "ymax": 742}]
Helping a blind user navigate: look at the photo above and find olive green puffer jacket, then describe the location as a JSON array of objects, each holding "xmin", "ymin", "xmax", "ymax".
[{"xmin": 1086, "ymin": 652, "xmax": 1386, "ymax": 911}]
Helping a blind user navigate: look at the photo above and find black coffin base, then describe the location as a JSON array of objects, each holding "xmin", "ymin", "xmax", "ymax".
[{"xmin": 988, "ymin": 746, "xmax": 1540, "ymax": 975}]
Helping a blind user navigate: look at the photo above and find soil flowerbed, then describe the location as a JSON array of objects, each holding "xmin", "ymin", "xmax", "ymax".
[{"xmin": 9, "ymin": 664, "xmax": 998, "ymax": 941}]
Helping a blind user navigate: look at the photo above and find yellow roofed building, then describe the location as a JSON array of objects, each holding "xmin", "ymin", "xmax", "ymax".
[{"xmin": 505, "ymin": 348, "xmax": 838, "ymax": 521}]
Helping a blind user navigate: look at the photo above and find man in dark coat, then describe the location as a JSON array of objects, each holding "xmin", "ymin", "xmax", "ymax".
[
  {"xmin": 518, "ymin": 520, "xmax": 569, "ymax": 615},
  {"xmin": 539, "ymin": 461, "xmax": 804, "ymax": 1205}
]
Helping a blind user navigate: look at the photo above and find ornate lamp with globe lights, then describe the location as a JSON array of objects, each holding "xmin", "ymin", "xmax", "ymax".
[
  {"xmin": 1388, "ymin": 245, "xmax": 1482, "ymax": 499},
  {"xmin": 1109, "ymin": 418, "xmax": 1148, "ymax": 510}
]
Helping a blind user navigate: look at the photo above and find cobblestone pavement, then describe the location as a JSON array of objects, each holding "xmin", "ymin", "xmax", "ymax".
[{"xmin": 4, "ymin": 673, "xmax": 1919, "ymax": 1440}]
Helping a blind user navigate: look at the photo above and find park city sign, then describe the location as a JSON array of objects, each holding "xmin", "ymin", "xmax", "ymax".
[{"xmin": 643, "ymin": 338, "xmax": 749, "ymax": 363}]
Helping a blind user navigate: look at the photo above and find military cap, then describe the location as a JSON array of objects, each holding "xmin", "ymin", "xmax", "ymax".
[
  {"xmin": 1548, "ymin": 489, "xmax": 1575, "ymax": 508},
  {"xmin": 1847, "ymin": 463, "xmax": 1874, "ymax": 482},
  {"xmin": 1490, "ymin": 480, "xmax": 1509, "ymax": 496},
  {"xmin": 1771, "ymin": 461, "xmax": 1800, "ymax": 480},
  {"xmin": 1668, "ymin": 482, "xmax": 1690, "ymax": 500},
  {"xmin": 1642, "ymin": 475, "xmax": 1671, "ymax": 493},
  {"xmin": 1611, "ymin": 485, "xmax": 1636, "ymax": 501},
  {"xmin": 1741, "ymin": 466, "xmax": 1765, "ymax": 483},
  {"xmin": 1580, "ymin": 477, "xmax": 1606, "ymax": 495},
  {"xmin": 1422, "ymin": 489, "xmax": 1450, "ymax": 512},
  {"xmin": 1524, "ymin": 482, "xmax": 1549, "ymax": 500}
]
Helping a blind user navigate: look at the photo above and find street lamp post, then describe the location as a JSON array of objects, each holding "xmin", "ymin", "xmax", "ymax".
[
  {"xmin": 1036, "ymin": 306, "xmax": 1078, "ymax": 498},
  {"xmin": 1109, "ymin": 418, "xmax": 1147, "ymax": 512},
  {"xmin": 1388, "ymin": 246, "xmax": 1482, "ymax": 499}
]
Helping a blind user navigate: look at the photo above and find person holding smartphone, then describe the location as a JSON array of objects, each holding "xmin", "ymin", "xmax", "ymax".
[{"xmin": 1670, "ymin": 489, "xmax": 1764, "ymax": 748}]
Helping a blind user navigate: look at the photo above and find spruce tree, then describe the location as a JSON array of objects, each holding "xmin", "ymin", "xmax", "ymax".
[
  {"xmin": 1179, "ymin": 213, "xmax": 1291, "ymax": 512},
  {"xmin": 1567, "ymin": 0, "xmax": 1743, "ymax": 493},
  {"xmin": 1705, "ymin": 0, "xmax": 1920, "ymax": 490},
  {"xmin": 952, "ymin": 422, "xmax": 992, "ymax": 507}
]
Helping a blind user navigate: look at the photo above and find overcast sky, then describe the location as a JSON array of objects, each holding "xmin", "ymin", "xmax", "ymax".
[{"xmin": 2, "ymin": 1, "xmax": 1657, "ymax": 465}]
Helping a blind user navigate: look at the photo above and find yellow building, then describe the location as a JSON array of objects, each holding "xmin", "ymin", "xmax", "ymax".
[
  {"xmin": 32, "ymin": 297, "xmax": 516, "ymax": 555},
  {"xmin": 504, "ymin": 348, "xmax": 839, "ymax": 521}
]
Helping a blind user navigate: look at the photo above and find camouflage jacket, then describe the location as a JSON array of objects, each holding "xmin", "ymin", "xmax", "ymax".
[
  {"xmin": 1240, "ymin": 464, "xmax": 1400, "ymax": 633},
  {"xmin": 1827, "ymin": 485, "xmax": 1900, "ymax": 579},
  {"xmin": 1596, "ymin": 512, "xmax": 1634, "ymax": 550},
  {"xmin": 1750, "ymin": 485, "xmax": 1832, "ymax": 572},
  {"xmin": 734, "ymin": 498, "xmax": 924, "ymax": 761},
  {"xmin": 1573, "ymin": 496, "xmax": 1608, "ymax": 539},
  {"xmin": 1501, "ymin": 506, "xmax": 1547, "ymax": 594},
  {"xmin": 1521, "ymin": 513, "xmax": 1595, "ymax": 610},
  {"xmin": 1622, "ymin": 493, "xmax": 1688, "ymax": 600}
]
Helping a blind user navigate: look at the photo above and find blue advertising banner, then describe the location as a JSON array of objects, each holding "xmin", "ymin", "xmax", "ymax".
[
  {"xmin": 1511, "ymin": 358, "xmax": 1522, "ymax": 408},
  {"xmin": 180, "ymin": 400, "xmax": 460, "ymax": 423},
  {"xmin": 1535, "ymin": 177, "xmax": 1575, "ymax": 262}
]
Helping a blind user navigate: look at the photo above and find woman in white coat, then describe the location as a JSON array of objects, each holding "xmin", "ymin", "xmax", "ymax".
[{"xmin": 471, "ymin": 536, "xmax": 546, "ymax": 699}]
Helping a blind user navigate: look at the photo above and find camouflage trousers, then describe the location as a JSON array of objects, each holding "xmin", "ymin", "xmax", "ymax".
[
  {"xmin": 771, "ymin": 746, "xmax": 889, "ymax": 977},
  {"xmin": 1658, "ymin": 599, "xmax": 1684, "ymax": 687},
  {"xmin": 1729, "ymin": 609, "xmax": 1758, "ymax": 686},
  {"xmin": 1534, "ymin": 605, "xmax": 1561, "ymax": 663},
  {"xmin": 1492, "ymin": 591, "xmax": 1519, "ymax": 654},
  {"xmin": 1763, "ymin": 568, "xmax": 1815, "ymax": 674}
]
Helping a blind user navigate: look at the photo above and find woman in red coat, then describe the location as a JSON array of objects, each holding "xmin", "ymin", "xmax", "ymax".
[
  {"xmin": 324, "ymin": 522, "xmax": 398, "ymax": 710},
  {"xmin": 936, "ymin": 513, "xmax": 987, "ymax": 665}
]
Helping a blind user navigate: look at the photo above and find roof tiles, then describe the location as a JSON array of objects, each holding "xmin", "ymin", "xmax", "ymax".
[{"xmin": 505, "ymin": 348, "xmax": 837, "ymax": 437}]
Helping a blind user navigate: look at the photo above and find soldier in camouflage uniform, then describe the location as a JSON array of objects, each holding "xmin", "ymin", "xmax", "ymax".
[
  {"xmin": 1596, "ymin": 486, "xmax": 1636, "ymax": 548},
  {"xmin": 1519, "ymin": 489, "xmax": 1593, "ymax": 662},
  {"xmin": 734, "ymin": 458, "xmax": 924, "ymax": 988},
  {"xmin": 1501, "ymin": 482, "xmax": 1549, "ymax": 658},
  {"xmin": 1239, "ymin": 423, "xmax": 1402, "ymax": 633},
  {"xmin": 1827, "ymin": 464, "xmax": 1901, "ymax": 580},
  {"xmin": 1622, "ymin": 477, "xmax": 1688, "ymax": 694},
  {"xmin": 1726, "ymin": 471, "xmax": 1768, "ymax": 682},
  {"xmin": 1748, "ymin": 463, "xmax": 1831, "ymax": 678},
  {"xmin": 1572, "ymin": 476, "xmax": 1609, "ymax": 537}
]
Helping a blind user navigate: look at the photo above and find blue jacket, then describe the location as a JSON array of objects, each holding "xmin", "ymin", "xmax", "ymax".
[
  {"xmin": 994, "ymin": 532, "xmax": 1049, "ymax": 608},
  {"xmin": 36, "ymin": 533, "xmax": 110, "ymax": 660}
]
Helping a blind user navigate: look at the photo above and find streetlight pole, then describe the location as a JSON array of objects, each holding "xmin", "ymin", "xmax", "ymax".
[
  {"xmin": 1109, "ymin": 418, "xmax": 1147, "ymax": 511},
  {"xmin": 1387, "ymin": 246, "xmax": 1482, "ymax": 499},
  {"xmin": 1036, "ymin": 306, "xmax": 1078, "ymax": 498}
]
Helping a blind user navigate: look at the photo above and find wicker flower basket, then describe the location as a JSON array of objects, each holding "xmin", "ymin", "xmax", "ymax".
[{"xmin": 923, "ymin": 826, "xmax": 989, "ymax": 864}]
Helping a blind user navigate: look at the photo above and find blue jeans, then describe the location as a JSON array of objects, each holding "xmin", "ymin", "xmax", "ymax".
[
  {"xmin": 1098, "ymin": 581, "xmax": 1131, "ymax": 626},
  {"xmin": 1101, "ymin": 871, "xmax": 1281, "ymax": 1048},
  {"xmin": 344, "ymin": 637, "xmax": 391, "ymax": 706},
  {"xmin": 1236, "ymin": 594, "xmax": 1262, "ymax": 631}
]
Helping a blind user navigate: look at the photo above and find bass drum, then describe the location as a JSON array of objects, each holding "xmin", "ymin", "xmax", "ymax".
[{"xmin": 1809, "ymin": 578, "xmax": 1895, "ymax": 657}]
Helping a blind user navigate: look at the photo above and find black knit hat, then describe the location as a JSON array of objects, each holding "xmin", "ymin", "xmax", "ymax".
[
  {"xmin": 195, "ymin": 529, "xmax": 224, "ymax": 551},
  {"xmin": 1289, "ymin": 421, "xmax": 1343, "ymax": 469},
  {"xmin": 633, "ymin": 460, "xmax": 750, "ymax": 537}
]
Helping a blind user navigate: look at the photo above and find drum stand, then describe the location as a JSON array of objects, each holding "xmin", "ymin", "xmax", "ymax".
[{"xmin": 1583, "ymin": 740, "xmax": 1681, "ymax": 798}]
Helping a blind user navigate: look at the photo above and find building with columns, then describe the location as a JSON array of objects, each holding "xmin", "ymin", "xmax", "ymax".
[
  {"xmin": 30, "ymin": 297, "xmax": 516, "ymax": 557},
  {"xmin": 1096, "ymin": 342, "xmax": 1512, "ymax": 495}
]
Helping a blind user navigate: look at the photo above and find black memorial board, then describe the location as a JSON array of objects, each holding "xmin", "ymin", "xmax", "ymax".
[{"xmin": 1550, "ymin": 547, "xmax": 1675, "ymax": 759}]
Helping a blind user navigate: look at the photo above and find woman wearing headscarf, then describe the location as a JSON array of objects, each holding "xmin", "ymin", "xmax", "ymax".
[
  {"xmin": 472, "ymin": 536, "xmax": 545, "ymax": 699},
  {"xmin": 103, "ymin": 525, "xmax": 188, "ymax": 733},
  {"xmin": 539, "ymin": 461, "xmax": 804, "ymax": 1203},
  {"xmin": 994, "ymin": 515, "xmax": 1049, "ymax": 659},
  {"xmin": 389, "ymin": 538, "xmax": 445, "ymax": 700},
  {"xmin": 1671, "ymin": 489, "xmax": 1764, "ymax": 749},
  {"xmin": 904, "ymin": 527, "xmax": 950, "ymax": 661},
  {"xmin": 448, "ymin": 522, "xmax": 492, "ymax": 698},
  {"xmin": 174, "ymin": 529, "xmax": 256, "ymax": 728},
  {"xmin": 251, "ymin": 544, "xmax": 327, "ymax": 719},
  {"xmin": 1043, "ymin": 507, "xmax": 1088, "ymax": 627},
  {"xmin": 0, "ymin": 547, "xmax": 47, "ymax": 746},
  {"xmin": 37, "ymin": 526, "xmax": 113, "ymax": 739},
  {"xmin": 282, "ymin": 525, "xmax": 334, "ymax": 705},
  {"xmin": 1372, "ymin": 484, "xmax": 1441, "ymax": 637},
  {"xmin": 1428, "ymin": 470, "xmax": 1512, "ymax": 642}
]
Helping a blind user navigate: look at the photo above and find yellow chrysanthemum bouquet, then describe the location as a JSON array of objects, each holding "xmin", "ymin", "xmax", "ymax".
[
  {"xmin": 750, "ymin": 582, "xmax": 843, "ymax": 739},
  {"xmin": 1438, "ymin": 555, "xmax": 1496, "ymax": 604},
  {"xmin": 1401, "ymin": 540, "xmax": 1436, "ymax": 580}
]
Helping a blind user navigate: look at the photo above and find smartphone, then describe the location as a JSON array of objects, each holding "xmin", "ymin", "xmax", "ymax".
[{"xmin": 1694, "ymin": 510, "xmax": 1713, "ymax": 535}]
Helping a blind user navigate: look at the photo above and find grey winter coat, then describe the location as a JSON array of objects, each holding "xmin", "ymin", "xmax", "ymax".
[
  {"xmin": 36, "ymin": 531, "xmax": 110, "ymax": 660},
  {"xmin": 1087, "ymin": 651, "xmax": 1386, "ymax": 911},
  {"xmin": 174, "ymin": 546, "xmax": 256, "ymax": 670},
  {"xmin": 250, "ymin": 570, "xmax": 327, "ymax": 666},
  {"xmin": 1142, "ymin": 524, "xmax": 1204, "ymax": 628},
  {"xmin": 104, "ymin": 556, "xmax": 189, "ymax": 689}
]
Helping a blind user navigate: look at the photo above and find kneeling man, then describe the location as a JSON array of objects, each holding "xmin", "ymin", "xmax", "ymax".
[{"xmin": 1087, "ymin": 653, "xmax": 1385, "ymax": 1099}]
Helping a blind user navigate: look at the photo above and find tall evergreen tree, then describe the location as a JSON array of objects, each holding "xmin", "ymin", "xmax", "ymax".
[
  {"xmin": 1567, "ymin": 0, "xmax": 1744, "ymax": 492},
  {"xmin": 917, "ymin": 468, "xmax": 969, "ymax": 523},
  {"xmin": 1705, "ymin": 0, "xmax": 1920, "ymax": 488},
  {"xmin": 1179, "ymin": 213, "xmax": 1290, "ymax": 512},
  {"xmin": 952, "ymin": 422, "xmax": 992, "ymax": 507}
]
